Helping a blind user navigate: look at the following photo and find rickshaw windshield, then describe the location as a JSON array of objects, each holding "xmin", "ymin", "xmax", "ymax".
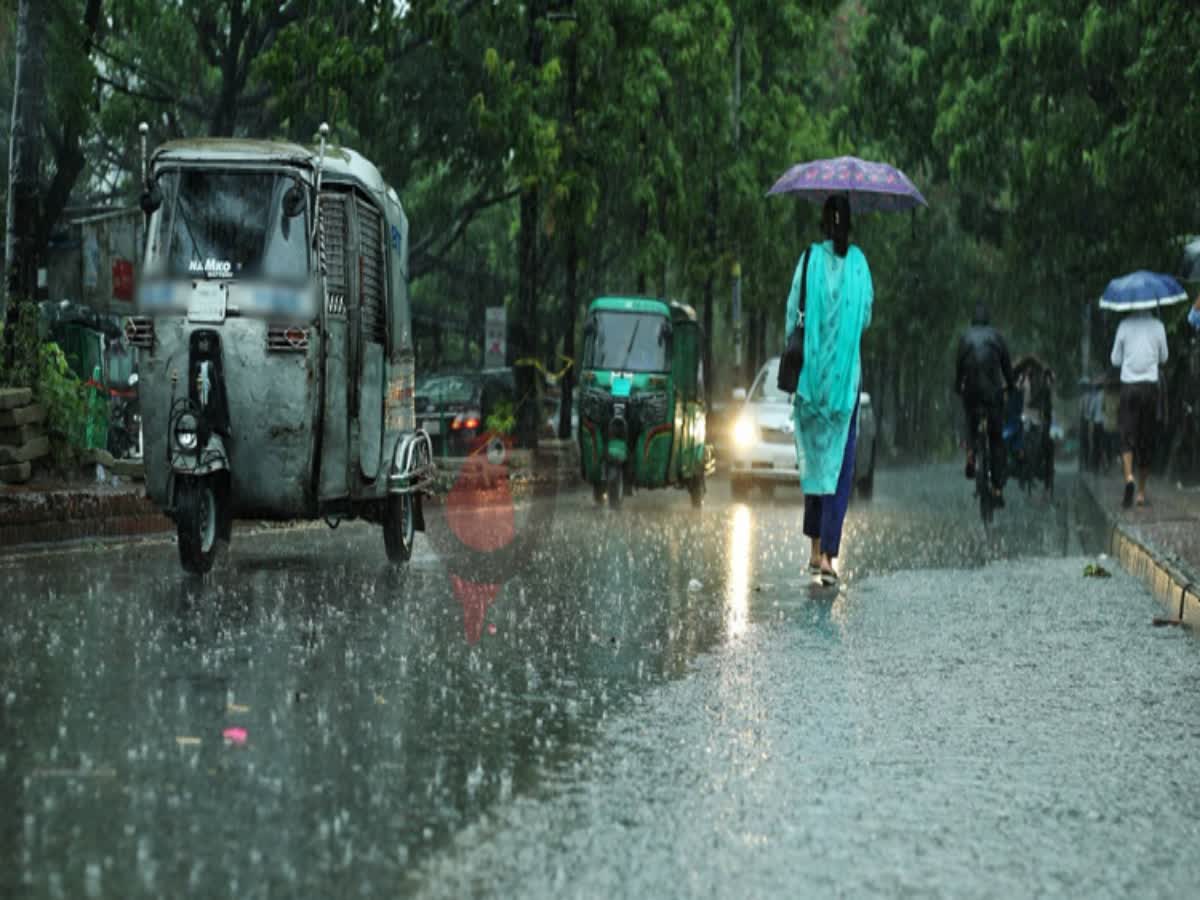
[
  {"xmin": 585, "ymin": 312, "xmax": 669, "ymax": 373},
  {"xmin": 149, "ymin": 169, "xmax": 309, "ymax": 281}
]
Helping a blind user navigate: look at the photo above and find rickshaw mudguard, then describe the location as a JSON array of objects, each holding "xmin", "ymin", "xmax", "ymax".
[
  {"xmin": 605, "ymin": 438, "xmax": 628, "ymax": 464},
  {"xmin": 387, "ymin": 430, "xmax": 437, "ymax": 530}
]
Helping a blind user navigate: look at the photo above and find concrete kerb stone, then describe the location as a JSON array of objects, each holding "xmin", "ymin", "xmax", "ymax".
[{"xmin": 1079, "ymin": 477, "xmax": 1200, "ymax": 628}]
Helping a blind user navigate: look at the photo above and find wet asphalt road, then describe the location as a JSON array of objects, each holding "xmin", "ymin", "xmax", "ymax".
[{"xmin": 2, "ymin": 465, "xmax": 1199, "ymax": 898}]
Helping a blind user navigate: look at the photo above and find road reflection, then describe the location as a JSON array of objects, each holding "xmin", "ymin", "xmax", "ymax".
[{"xmin": 726, "ymin": 504, "xmax": 752, "ymax": 638}]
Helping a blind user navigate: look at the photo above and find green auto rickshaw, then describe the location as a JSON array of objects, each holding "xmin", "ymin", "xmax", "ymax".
[{"xmin": 577, "ymin": 296, "xmax": 714, "ymax": 508}]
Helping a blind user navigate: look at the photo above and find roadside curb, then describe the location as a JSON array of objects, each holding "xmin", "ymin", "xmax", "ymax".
[
  {"xmin": 1078, "ymin": 476, "xmax": 1200, "ymax": 628},
  {"xmin": 0, "ymin": 488, "xmax": 171, "ymax": 551},
  {"xmin": 0, "ymin": 450, "xmax": 582, "ymax": 555}
]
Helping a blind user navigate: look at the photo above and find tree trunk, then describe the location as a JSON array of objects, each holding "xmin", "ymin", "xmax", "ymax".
[{"xmin": 702, "ymin": 179, "xmax": 717, "ymax": 407}]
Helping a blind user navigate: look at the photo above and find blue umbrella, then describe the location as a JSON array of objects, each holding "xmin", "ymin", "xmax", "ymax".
[{"xmin": 1098, "ymin": 270, "xmax": 1188, "ymax": 311}]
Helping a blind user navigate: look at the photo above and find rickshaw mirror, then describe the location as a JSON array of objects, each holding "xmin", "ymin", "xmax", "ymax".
[
  {"xmin": 283, "ymin": 181, "xmax": 306, "ymax": 219},
  {"xmin": 139, "ymin": 183, "xmax": 162, "ymax": 215}
]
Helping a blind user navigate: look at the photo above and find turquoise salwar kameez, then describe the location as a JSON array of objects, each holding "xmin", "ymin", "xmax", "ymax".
[{"xmin": 785, "ymin": 240, "xmax": 874, "ymax": 496}]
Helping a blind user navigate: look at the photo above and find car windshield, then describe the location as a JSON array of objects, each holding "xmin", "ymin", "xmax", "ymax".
[
  {"xmin": 749, "ymin": 361, "xmax": 788, "ymax": 403},
  {"xmin": 418, "ymin": 374, "xmax": 480, "ymax": 408},
  {"xmin": 585, "ymin": 312, "xmax": 668, "ymax": 373},
  {"xmin": 148, "ymin": 169, "xmax": 309, "ymax": 281}
]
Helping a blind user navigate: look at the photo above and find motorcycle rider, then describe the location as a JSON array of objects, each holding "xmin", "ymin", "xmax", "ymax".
[{"xmin": 955, "ymin": 302, "xmax": 1016, "ymax": 505}]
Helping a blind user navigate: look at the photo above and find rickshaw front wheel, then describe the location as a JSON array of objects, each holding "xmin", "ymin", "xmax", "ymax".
[
  {"xmin": 688, "ymin": 471, "xmax": 706, "ymax": 508},
  {"xmin": 383, "ymin": 493, "xmax": 415, "ymax": 563},
  {"xmin": 592, "ymin": 481, "xmax": 605, "ymax": 505},
  {"xmin": 606, "ymin": 466, "xmax": 623, "ymax": 510},
  {"xmin": 177, "ymin": 477, "xmax": 220, "ymax": 575}
]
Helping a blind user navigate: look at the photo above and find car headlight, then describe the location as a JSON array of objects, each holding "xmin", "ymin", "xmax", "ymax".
[
  {"xmin": 733, "ymin": 415, "xmax": 756, "ymax": 448},
  {"xmin": 174, "ymin": 412, "xmax": 199, "ymax": 450}
]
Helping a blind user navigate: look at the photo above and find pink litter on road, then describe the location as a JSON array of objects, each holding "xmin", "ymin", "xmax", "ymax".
[
  {"xmin": 222, "ymin": 727, "xmax": 247, "ymax": 745},
  {"xmin": 487, "ymin": 623, "xmax": 497, "ymax": 635}
]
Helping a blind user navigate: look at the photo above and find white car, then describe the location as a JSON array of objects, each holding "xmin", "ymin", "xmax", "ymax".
[{"xmin": 728, "ymin": 357, "xmax": 876, "ymax": 500}]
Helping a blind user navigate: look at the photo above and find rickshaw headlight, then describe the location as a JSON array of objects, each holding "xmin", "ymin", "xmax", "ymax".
[
  {"xmin": 733, "ymin": 415, "xmax": 757, "ymax": 448},
  {"xmin": 174, "ymin": 412, "xmax": 199, "ymax": 450}
]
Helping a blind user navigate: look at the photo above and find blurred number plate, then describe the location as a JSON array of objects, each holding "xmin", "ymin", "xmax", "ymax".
[
  {"xmin": 423, "ymin": 419, "xmax": 441, "ymax": 435},
  {"xmin": 188, "ymin": 281, "xmax": 226, "ymax": 323}
]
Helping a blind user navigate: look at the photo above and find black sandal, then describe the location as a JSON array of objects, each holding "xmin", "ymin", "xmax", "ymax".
[{"xmin": 820, "ymin": 568, "xmax": 839, "ymax": 587}]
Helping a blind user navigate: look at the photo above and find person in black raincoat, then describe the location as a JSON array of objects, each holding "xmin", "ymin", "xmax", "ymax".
[{"xmin": 954, "ymin": 302, "xmax": 1016, "ymax": 501}]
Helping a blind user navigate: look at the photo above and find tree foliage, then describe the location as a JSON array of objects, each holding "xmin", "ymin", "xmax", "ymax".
[{"xmin": 4, "ymin": 0, "xmax": 1197, "ymax": 454}]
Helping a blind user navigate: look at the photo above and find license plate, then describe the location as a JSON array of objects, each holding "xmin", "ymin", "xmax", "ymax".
[
  {"xmin": 423, "ymin": 419, "xmax": 441, "ymax": 435},
  {"xmin": 188, "ymin": 280, "xmax": 226, "ymax": 323}
]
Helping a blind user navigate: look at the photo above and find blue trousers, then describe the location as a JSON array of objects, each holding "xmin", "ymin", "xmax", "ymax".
[{"xmin": 803, "ymin": 401, "xmax": 858, "ymax": 559}]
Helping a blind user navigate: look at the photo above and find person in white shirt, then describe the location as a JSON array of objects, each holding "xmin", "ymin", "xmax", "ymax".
[{"xmin": 1110, "ymin": 310, "xmax": 1168, "ymax": 508}]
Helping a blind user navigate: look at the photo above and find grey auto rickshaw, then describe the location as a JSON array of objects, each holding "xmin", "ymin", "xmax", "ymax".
[{"xmin": 133, "ymin": 125, "xmax": 434, "ymax": 573}]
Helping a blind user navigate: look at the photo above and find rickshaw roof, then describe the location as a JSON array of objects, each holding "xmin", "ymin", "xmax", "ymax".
[
  {"xmin": 589, "ymin": 296, "xmax": 671, "ymax": 316},
  {"xmin": 151, "ymin": 138, "xmax": 402, "ymax": 210}
]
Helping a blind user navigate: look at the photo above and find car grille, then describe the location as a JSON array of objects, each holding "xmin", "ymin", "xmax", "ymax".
[{"xmin": 761, "ymin": 426, "xmax": 793, "ymax": 445}]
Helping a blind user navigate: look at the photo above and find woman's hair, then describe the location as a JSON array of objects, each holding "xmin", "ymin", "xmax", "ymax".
[{"xmin": 821, "ymin": 194, "xmax": 852, "ymax": 257}]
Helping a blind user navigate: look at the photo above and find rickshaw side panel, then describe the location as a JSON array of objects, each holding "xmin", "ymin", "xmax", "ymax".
[
  {"xmin": 380, "ymin": 189, "xmax": 417, "ymax": 465},
  {"xmin": 668, "ymin": 311, "xmax": 706, "ymax": 481},
  {"xmin": 579, "ymin": 418, "xmax": 602, "ymax": 483},
  {"xmin": 633, "ymin": 421, "xmax": 673, "ymax": 487}
]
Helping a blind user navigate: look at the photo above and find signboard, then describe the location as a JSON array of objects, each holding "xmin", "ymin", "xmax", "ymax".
[
  {"xmin": 77, "ymin": 208, "xmax": 143, "ymax": 315},
  {"xmin": 112, "ymin": 259, "xmax": 134, "ymax": 301},
  {"xmin": 485, "ymin": 306, "xmax": 506, "ymax": 368}
]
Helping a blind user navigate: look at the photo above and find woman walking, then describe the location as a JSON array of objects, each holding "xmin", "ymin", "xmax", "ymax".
[{"xmin": 787, "ymin": 194, "xmax": 873, "ymax": 585}]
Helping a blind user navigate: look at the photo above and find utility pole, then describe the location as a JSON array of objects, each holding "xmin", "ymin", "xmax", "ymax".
[
  {"xmin": 730, "ymin": 22, "xmax": 743, "ymax": 382},
  {"xmin": 556, "ymin": 6, "xmax": 579, "ymax": 440},
  {"xmin": 3, "ymin": 0, "xmax": 47, "ymax": 360}
]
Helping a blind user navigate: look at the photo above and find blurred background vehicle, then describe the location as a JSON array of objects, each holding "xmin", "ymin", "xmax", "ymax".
[
  {"xmin": 415, "ymin": 368, "xmax": 516, "ymax": 457},
  {"xmin": 728, "ymin": 356, "xmax": 876, "ymax": 500}
]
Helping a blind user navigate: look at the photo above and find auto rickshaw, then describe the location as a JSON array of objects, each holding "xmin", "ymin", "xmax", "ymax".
[
  {"xmin": 576, "ymin": 296, "xmax": 714, "ymax": 508},
  {"xmin": 133, "ymin": 124, "xmax": 435, "ymax": 573}
]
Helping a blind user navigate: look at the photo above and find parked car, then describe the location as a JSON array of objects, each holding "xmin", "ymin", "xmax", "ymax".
[
  {"xmin": 414, "ymin": 368, "xmax": 515, "ymax": 457},
  {"xmin": 729, "ymin": 356, "xmax": 876, "ymax": 500}
]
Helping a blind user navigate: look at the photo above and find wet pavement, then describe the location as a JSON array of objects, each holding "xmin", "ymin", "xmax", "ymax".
[{"xmin": 2, "ymin": 465, "xmax": 1198, "ymax": 897}]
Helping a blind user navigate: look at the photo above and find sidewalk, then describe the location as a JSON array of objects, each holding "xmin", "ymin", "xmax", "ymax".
[{"xmin": 1081, "ymin": 466, "xmax": 1200, "ymax": 627}]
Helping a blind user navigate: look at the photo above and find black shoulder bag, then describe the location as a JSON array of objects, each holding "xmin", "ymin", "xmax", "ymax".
[{"xmin": 776, "ymin": 246, "xmax": 812, "ymax": 395}]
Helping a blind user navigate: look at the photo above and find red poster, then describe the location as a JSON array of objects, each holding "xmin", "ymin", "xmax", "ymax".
[{"xmin": 112, "ymin": 258, "xmax": 134, "ymax": 301}]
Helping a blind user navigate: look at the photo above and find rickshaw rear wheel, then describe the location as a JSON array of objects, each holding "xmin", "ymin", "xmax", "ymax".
[
  {"xmin": 606, "ymin": 466, "xmax": 623, "ymax": 510},
  {"xmin": 383, "ymin": 493, "xmax": 415, "ymax": 563},
  {"xmin": 177, "ymin": 477, "xmax": 220, "ymax": 575},
  {"xmin": 688, "ymin": 471, "xmax": 706, "ymax": 508},
  {"xmin": 592, "ymin": 481, "xmax": 605, "ymax": 505}
]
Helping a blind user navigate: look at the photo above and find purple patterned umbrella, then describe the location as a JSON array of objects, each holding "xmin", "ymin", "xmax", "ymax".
[{"xmin": 767, "ymin": 155, "xmax": 928, "ymax": 213}]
